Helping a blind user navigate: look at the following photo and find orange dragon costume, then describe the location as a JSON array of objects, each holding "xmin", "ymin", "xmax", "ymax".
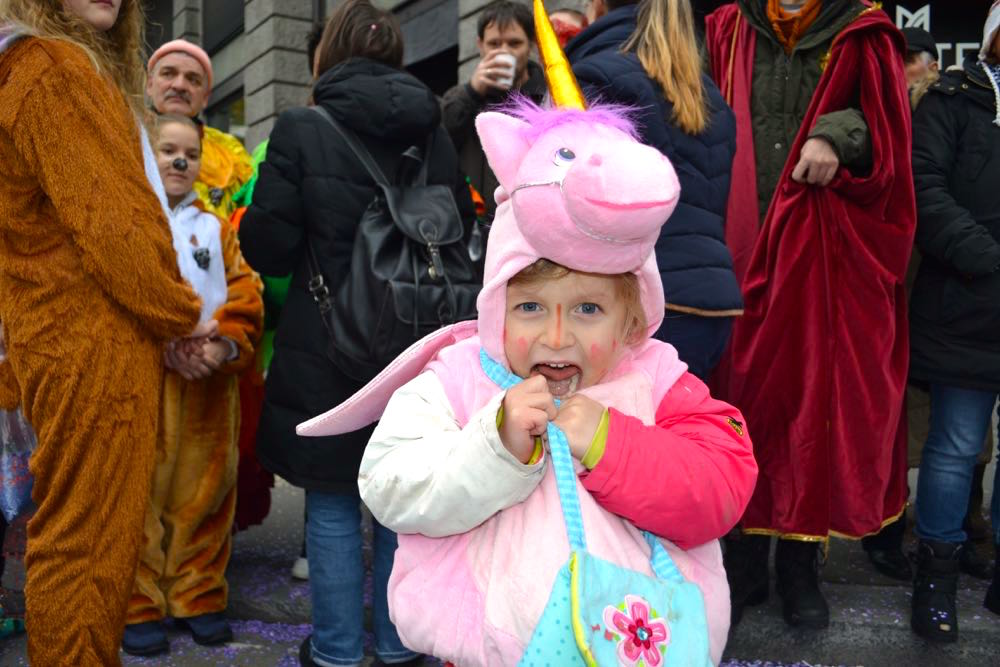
[
  {"xmin": 0, "ymin": 32, "xmax": 202, "ymax": 666},
  {"xmin": 128, "ymin": 195, "xmax": 263, "ymax": 629}
]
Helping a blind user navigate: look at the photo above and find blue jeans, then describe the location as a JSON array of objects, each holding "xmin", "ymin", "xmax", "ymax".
[
  {"xmin": 305, "ymin": 491, "xmax": 417, "ymax": 666},
  {"xmin": 915, "ymin": 384, "xmax": 1000, "ymax": 546}
]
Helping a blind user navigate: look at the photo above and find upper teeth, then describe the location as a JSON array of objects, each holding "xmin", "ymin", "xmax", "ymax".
[{"xmin": 547, "ymin": 363, "xmax": 568, "ymax": 368}]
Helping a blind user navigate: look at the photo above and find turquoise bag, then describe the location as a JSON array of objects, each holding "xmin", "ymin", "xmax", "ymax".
[{"xmin": 481, "ymin": 351, "xmax": 714, "ymax": 667}]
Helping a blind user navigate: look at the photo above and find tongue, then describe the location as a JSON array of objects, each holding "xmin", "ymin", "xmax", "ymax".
[
  {"xmin": 534, "ymin": 365, "xmax": 579, "ymax": 381},
  {"xmin": 533, "ymin": 365, "xmax": 581, "ymax": 397}
]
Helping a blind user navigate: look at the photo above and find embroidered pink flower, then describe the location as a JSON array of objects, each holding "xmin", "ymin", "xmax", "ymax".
[{"xmin": 603, "ymin": 594, "xmax": 670, "ymax": 666}]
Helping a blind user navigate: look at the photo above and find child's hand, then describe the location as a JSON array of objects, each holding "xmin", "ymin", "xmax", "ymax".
[
  {"xmin": 189, "ymin": 319, "xmax": 219, "ymax": 342},
  {"xmin": 499, "ymin": 374, "xmax": 557, "ymax": 464},
  {"xmin": 553, "ymin": 394, "xmax": 606, "ymax": 460},
  {"xmin": 164, "ymin": 340, "xmax": 207, "ymax": 380},
  {"xmin": 200, "ymin": 339, "xmax": 232, "ymax": 370}
]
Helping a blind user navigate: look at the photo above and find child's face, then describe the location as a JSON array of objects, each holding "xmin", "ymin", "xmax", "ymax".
[
  {"xmin": 155, "ymin": 123, "xmax": 202, "ymax": 201},
  {"xmin": 504, "ymin": 271, "xmax": 629, "ymax": 397}
]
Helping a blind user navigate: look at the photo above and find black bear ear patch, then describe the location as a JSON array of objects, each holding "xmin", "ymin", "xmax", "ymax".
[
  {"xmin": 726, "ymin": 417, "xmax": 744, "ymax": 437},
  {"xmin": 193, "ymin": 248, "xmax": 211, "ymax": 270}
]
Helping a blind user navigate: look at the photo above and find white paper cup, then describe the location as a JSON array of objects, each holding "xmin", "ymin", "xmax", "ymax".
[{"xmin": 493, "ymin": 53, "xmax": 516, "ymax": 88}]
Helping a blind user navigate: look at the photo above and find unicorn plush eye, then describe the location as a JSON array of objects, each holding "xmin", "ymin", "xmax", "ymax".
[{"xmin": 552, "ymin": 147, "xmax": 576, "ymax": 166}]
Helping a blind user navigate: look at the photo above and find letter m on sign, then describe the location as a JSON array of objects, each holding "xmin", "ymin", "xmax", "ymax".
[{"xmin": 896, "ymin": 4, "xmax": 930, "ymax": 31}]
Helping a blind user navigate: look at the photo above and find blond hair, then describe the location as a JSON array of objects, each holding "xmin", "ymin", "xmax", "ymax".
[
  {"xmin": 909, "ymin": 68, "xmax": 940, "ymax": 111},
  {"xmin": 509, "ymin": 259, "xmax": 648, "ymax": 344},
  {"xmin": 0, "ymin": 0, "xmax": 148, "ymax": 115},
  {"xmin": 622, "ymin": 0, "xmax": 707, "ymax": 134}
]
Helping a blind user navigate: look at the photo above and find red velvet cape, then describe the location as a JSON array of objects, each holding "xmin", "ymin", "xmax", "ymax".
[{"xmin": 704, "ymin": 3, "xmax": 914, "ymax": 539}]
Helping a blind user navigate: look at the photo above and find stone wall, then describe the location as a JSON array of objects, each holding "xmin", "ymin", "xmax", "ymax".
[{"xmin": 243, "ymin": 0, "xmax": 316, "ymax": 149}]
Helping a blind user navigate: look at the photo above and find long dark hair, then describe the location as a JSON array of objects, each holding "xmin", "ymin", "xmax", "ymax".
[{"xmin": 314, "ymin": 0, "xmax": 403, "ymax": 77}]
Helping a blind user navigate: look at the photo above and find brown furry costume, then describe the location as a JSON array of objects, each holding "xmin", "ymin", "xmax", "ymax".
[
  {"xmin": 128, "ymin": 211, "xmax": 263, "ymax": 624},
  {"xmin": 0, "ymin": 38, "xmax": 202, "ymax": 665}
]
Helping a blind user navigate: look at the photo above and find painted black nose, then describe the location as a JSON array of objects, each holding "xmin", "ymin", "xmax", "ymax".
[{"xmin": 172, "ymin": 158, "xmax": 188, "ymax": 172}]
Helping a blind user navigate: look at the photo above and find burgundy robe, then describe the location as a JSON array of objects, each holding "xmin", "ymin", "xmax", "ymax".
[{"xmin": 704, "ymin": 2, "xmax": 914, "ymax": 539}]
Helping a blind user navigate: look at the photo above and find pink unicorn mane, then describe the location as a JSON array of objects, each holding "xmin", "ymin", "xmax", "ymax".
[{"xmin": 497, "ymin": 94, "xmax": 639, "ymax": 142}]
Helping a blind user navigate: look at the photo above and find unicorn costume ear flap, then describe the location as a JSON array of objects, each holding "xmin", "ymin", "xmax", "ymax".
[{"xmin": 476, "ymin": 113, "xmax": 532, "ymax": 194}]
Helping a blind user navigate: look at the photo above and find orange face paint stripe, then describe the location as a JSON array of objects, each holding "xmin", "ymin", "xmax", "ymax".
[{"xmin": 555, "ymin": 304, "xmax": 562, "ymax": 346}]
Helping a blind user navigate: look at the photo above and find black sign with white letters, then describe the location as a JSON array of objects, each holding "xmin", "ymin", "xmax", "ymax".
[{"xmin": 693, "ymin": 1, "xmax": 991, "ymax": 69}]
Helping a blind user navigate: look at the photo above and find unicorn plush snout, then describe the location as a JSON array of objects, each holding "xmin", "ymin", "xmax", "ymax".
[{"xmin": 562, "ymin": 141, "xmax": 679, "ymax": 245}]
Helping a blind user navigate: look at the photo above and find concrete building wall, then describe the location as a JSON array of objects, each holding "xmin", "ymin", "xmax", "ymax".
[
  {"xmin": 243, "ymin": 0, "xmax": 315, "ymax": 149},
  {"xmin": 172, "ymin": 0, "xmax": 202, "ymax": 43}
]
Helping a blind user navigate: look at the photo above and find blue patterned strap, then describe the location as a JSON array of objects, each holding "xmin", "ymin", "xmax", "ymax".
[
  {"xmin": 645, "ymin": 531, "xmax": 684, "ymax": 583},
  {"xmin": 479, "ymin": 349, "xmax": 588, "ymax": 551},
  {"xmin": 480, "ymin": 349, "xmax": 690, "ymax": 586},
  {"xmin": 544, "ymin": 419, "xmax": 588, "ymax": 552}
]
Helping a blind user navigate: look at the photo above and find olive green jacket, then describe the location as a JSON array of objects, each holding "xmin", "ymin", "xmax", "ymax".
[{"xmin": 738, "ymin": 0, "xmax": 872, "ymax": 219}]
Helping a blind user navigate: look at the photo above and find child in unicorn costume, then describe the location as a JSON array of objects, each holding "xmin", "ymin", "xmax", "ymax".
[{"xmin": 298, "ymin": 4, "xmax": 757, "ymax": 664}]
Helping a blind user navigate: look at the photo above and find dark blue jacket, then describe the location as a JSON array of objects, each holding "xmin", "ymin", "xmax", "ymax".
[{"xmin": 566, "ymin": 6, "xmax": 742, "ymax": 315}]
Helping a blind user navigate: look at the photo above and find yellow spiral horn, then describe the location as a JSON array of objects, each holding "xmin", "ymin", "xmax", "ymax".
[{"xmin": 533, "ymin": 0, "xmax": 587, "ymax": 110}]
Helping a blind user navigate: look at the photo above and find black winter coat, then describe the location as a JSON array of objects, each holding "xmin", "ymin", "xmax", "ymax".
[
  {"xmin": 239, "ymin": 58, "xmax": 475, "ymax": 492},
  {"xmin": 909, "ymin": 58, "xmax": 1000, "ymax": 391},
  {"xmin": 565, "ymin": 6, "xmax": 742, "ymax": 316}
]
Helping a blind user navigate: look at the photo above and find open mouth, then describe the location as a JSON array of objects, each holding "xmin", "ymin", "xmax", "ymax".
[{"xmin": 531, "ymin": 362, "xmax": 581, "ymax": 397}]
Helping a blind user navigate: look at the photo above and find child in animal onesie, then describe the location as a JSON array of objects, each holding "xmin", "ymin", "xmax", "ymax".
[
  {"xmin": 123, "ymin": 115, "xmax": 263, "ymax": 656},
  {"xmin": 298, "ymin": 91, "xmax": 757, "ymax": 666},
  {"xmin": 0, "ymin": 2, "xmax": 206, "ymax": 663}
]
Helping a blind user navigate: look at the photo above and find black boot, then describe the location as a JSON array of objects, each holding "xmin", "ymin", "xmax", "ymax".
[
  {"xmin": 960, "ymin": 539, "xmax": 994, "ymax": 580},
  {"xmin": 911, "ymin": 540, "xmax": 961, "ymax": 643},
  {"xmin": 723, "ymin": 532, "xmax": 770, "ymax": 626},
  {"xmin": 985, "ymin": 544, "xmax": 1000, "ymax": 615},
  {"xmin": 862, "ymin": 515, "xmax": 912, "ymax": 581},
  {"xmin": 963, "ymin": 463, "xmax": 991, "ymax": 544},
  {"xmin": 775, "ymin": 539, "xmax": 829, "ymax": 629}
]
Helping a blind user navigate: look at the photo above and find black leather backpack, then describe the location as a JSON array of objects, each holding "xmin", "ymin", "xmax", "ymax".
[{"xmin": 306, "ymin": 107, "xmax": 482, "ymax": 383}]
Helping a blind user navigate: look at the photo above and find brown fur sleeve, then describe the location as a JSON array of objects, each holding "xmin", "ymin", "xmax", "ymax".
[
  {"xmin": 212, "ymin": 218, "xmax": 264, "ymax": 374},
  {"xmin": 0, "ymin": 362, "xmax": 19, "ymax": 411},
  {"xmin": 5, "ymin": 41, "xmax": 202, "ymax": 341}
]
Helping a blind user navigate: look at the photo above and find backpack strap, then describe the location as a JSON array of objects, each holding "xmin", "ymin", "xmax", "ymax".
[
  {"xmin": 311, "ymin": 106, "xmax": 391, "ymax": 188},
  {"xmin": 415, "ymin": 130, "xmax": 436, "ymax": 187}
]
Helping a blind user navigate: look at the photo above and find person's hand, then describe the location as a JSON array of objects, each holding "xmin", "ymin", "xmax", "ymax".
[
  {"xmin": 200, "ymin": 339, "xmax": 232, "ymax": 371},
  {"xmin": 791, "ymin": 137, "xmax": 840, "ymax": 186},
  {"xmin": 190, "ymin": 319, "xmax": 219, "ymax": 341},
  {"xmin": 499, "ymin": 374, "xmax": 557, "ymax": 464},
  {"xmin": 164, "ymin": 339, "xmax": 210, "ymax": 380},
  {"xmin": 553, "ymin": 394, "xmax": 606, "ymax": 460},
  {"xmin": 470, "ymin": 51, "xmax": 515, "ymax": 97}
]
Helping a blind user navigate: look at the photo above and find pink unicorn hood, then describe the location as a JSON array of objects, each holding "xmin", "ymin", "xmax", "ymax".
[
  {"xmin": 475, "ymin": 102, "xmax": 680, "ymax": 367},
  {"xmin": 297, "ymin": 101, "xmax": 681, "ymax": 437}
]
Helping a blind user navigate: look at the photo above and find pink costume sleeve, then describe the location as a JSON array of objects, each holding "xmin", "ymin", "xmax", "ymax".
[{"xmin": 579, "ymin": 372, "xmax": 757, "ymax": 549}]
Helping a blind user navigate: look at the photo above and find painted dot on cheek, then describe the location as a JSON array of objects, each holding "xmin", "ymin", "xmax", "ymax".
[
  {"xmin": 589, "ymin": 343, "xmax": 603, "ymax": 360},
  {"xmin": 517, "ymin": 336, "xmax": 529, "ymax": 351}
]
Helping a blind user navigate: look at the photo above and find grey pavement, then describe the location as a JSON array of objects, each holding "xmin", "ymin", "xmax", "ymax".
[{"xmin": 1, "ymin": 479, "xmax": 998, "ymax": 666}]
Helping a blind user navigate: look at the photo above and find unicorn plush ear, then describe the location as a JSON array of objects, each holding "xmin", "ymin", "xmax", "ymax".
[{"xmin": 476, "ymin": 112, "xmax": 532, "ymax": 195}]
